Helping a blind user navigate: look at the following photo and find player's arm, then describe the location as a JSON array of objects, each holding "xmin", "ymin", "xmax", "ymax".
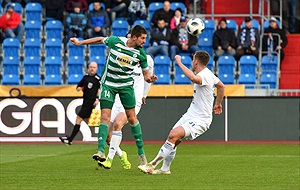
[
  {"xmin": 142, "ymin": 69, "xmax": 157, "ymax": 83},
  {"xmin": 70, "ymin": 36, "xmax": 105, "ymax": 45},
  {"xmin": 214, "ymin": 81, "xmax": 225, "ymax": 114},
  {"xmin": 142, "ymin": 55, "xmax": 154, "ymax": 104},
  {"xmin": 174, "ymin": 55, "xmax": 202, "ymax": 84}
]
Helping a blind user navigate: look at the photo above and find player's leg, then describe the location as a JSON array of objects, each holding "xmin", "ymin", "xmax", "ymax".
[{"xmin": 59, "ymin": 115, "xmax": 83, "ymax": 145}]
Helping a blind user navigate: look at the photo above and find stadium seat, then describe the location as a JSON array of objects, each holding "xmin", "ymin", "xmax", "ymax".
[
  {"xmin": 133, "ymin": 20, "xmax": 151, "ymax": 33},
  {"xmin": 238, "ymin": 73, "xmax": 256, "ymax": 88},
  {"xmin": 68, "ymin": 74, "xmax": 84, "ymax": 85},
  {"xmin": 217, "ymin": 55, "xmax": 236, "ymax": 79},
  {"xmin": 218, "ymin": 73, "xmax": 235, "ymax": 84},
  {"xmin": 44, "ymin": 56, "xmax": 62, "ymax": 76},
  {"xmin": 68, "ymin": 56, "xmax": 85, "ymax": 66},
  {"xmin": 148, "ymin": 2, "xmax": 163, "ymax": 21},
  {"xmin": 260, "ymin": 73, "xmax": 277, "ymax": 89},
  {"xmin": 44, "ymin": 74, "xmax": 63, "ymax": 85},
  {"xmin": 45, "ymin": 38, "xmax": 62, "ymax": 57},
  {"xmin": 25, "ymin": 20, "xmax": 41, "ymax": 39},
  {"xmin": 24, "ymin": 38, "xmax": 41, "ymax": 57},
  {"xmin": 25, "ymin": 2, "xmax": 42, "ymax": 22},
  {"xmin": 170, "ymin": 2, "xmax": 186, "ymax": 14},
  {"xmin": 112, "ymin": 20, "xmax": 129, "ymax": 36},
  {"xmin": 174, "ymin": 55, "xmax": 192, "ymax": 84},
  {"xmin": 239, "ymin": 55, "xmax": 257, "ymax": 75},
  {"xmin": 45, "ymin": 20, "xmax": 63, "ymax": 39},
  {"xmin": 226, "ymin": 19, "xmax": 237, "ymax": 32},
  {"xmin": 2, "ymin": 56, "xmax": 20, "ymax": 85},
  {"xmin": 207, "ymin": 57, "xmax": 214, "ymax": 71},
  {"xmin": 261, "ymin": 55, "xmax": 278, "ymax": 72},
  {"xmin": 144, "ymin": 37, "xmax": 150, "ymax": 49},
  {"xmin": 153, "ymin": 55, "xmax": 171, "ymax": 84},
  {"xmin": 263, "ymin": 19, "xmax": 281, "ymax": 29},
  {"xmin": 89, "ymin": 44, "xmax": 106, "ymax": 57},
  {"xmin": 68, "ymin": 40, "xmax": 85, "ymax": 57},
  {"xmin": 200, "ymin": 20, "xmax": 215, "ymax": 39},
  {"xmin": 4, "ymin": 2, "xmax": 22, "ymax": 15},
  {"xmin": 198, "ymin": 37, "xmax": 213, "ymax": 57},
  {"xmin": 3, "ymin": 38, "xmax": 20, "ymax": 57},
  {"xmin": 23, "ymin": 56, "xmax": 41, "ymax": 85},
  {"xmin": 241, "ymin": 19, "xmax": 260, "ymax": 30}
]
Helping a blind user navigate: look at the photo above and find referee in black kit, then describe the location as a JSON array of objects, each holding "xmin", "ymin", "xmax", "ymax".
[{"xmin": 60, "ymin": 61, "xmax": 101, "ymax": 145}]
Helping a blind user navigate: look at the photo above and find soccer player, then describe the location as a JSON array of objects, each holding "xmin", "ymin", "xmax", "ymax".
[
  {"xmin": 70, "ymin": 25, "xmax": 158, "ymax": 165},
  {"xmin": 59, "ymin": 62, "xmax": 101, "ymax": 145},
  {"xmin": 138, "ymin": 51, "xmax": 225, "ymax": 174}
]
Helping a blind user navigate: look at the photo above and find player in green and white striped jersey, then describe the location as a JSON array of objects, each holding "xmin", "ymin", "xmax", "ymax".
[{"xmin": 70, "ymin": 25, "xmax": 158, "ymax": 167}]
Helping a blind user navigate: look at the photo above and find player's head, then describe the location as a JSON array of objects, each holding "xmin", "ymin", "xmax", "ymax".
[
  {"xmin": 193, "ymin": 51, "xmax": 210, "ymax": 69},
  {"xmin": 88, "ymin": 61, "xmax": 98, "ymax": 76},
  {"xmin": 130, "ymin": 25, "xmax": 147, "ymax": 48},
  {"xmin": 126, "ymin": 30, "xmax": 132, "ymax": 38}
]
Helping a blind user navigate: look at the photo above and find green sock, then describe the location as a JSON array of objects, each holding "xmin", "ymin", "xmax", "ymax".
[
  {"xmin": 130, "ymin": 122, "xmax": 145, "ymax": 155},
  {"xmin": 97, "ymin": 123, "xmax": 108, "ymax": 153}
]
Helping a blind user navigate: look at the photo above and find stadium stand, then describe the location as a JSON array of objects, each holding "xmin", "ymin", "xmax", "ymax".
[
  {"xmin": 153, "ymin": 55, "xmax": 171, "ymax": 84},
  {"xmin": 198, "ymin": 37, "xmax": 213, "ymax": 57},
  {"xmin": 2, "ymin": 56, "xmax": 20, "ymax": 85},
  {"xmin": 23, "ymin": 56, "xmax": 41, "ymax": 85},
  {"xmin": 174, "ymin": 55, "xmax": 192, "ymax": 84},
  {"xmin": 24, "ymin": 38, "xmax": 41, "ymax": 57},
  {"xmin": 25, "ymin": 20, "xmax": 41, "ymax": 39},
  {"xmin": 226, "ymin": 19, "xmax": 238, "ymax": 32},
  {"xmin": 148, "ymin": 2, "xmax": 163, "ymax": 21},
  {"xmin": 45, "ymin": 38, "xmax": 62, "ymax": 57},
  {"xmin": 25, "ymin": 2, "xmax": 42, "ymax": 22},
  {"xmin": 4, "ymin": 2, "xmax": 22, "ymax": 15},
  {"xmin": 200, "ymin": 20, "xmax": 215, "ymax": 39},
  {"xmin": 111, "ymin": 20, "xmax": 129, "ymax": 37},
  {"xmin": 3, "ymin": 38, "xmax": 20, "ymax": 57},
  {"xmin": 45, "ymin": 20, "xmax": 63, "ymax": 39},
  {"xmin": 170, "ymin": 2, "xmax": 186, "ymax": 14}
]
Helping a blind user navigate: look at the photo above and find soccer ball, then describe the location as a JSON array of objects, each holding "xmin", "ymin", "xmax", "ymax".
[{"xmin": 186, "ymin": 18, "xmax": 205, "ymax": 36}]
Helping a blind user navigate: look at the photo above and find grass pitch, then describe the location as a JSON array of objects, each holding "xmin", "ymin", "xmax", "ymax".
[{"xmin": 0, "ymin": 143, "xmax": 299, "ymax": 190}]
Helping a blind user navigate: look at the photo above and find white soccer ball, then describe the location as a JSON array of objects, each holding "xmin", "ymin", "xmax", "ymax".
[{"xmin": 186, "ymin": 18, "xmax": 205, "ymax": 36}]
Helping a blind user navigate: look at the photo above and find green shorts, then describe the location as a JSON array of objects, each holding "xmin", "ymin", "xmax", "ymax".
[{"xmin": 100, "ymin": 83, "xmax": 136, "ymax": 110}]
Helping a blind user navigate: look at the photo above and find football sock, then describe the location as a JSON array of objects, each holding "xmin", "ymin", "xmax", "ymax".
[
  {"xmin": 97, "ymin": 123, "xmax": 108, "ymax": 153},
  {"xmin": 116, "ymin": 147, "xmax": 123, "ymax": 157},
  {"xmin": 161, "ymin": 148, "xmax": 177, "ymax": 172},
  {"xmin": 130, "ymin": 122, "xmax": 145, "ymax": 155},
  {"xmin": 68, "ymin": 124, "xmax": 80, "ymax": 142},
  {"xmin": 107, "ymin": 131, "xmax": 122, "ymax": 160},
  {"xmin": 150, "ymin": 140, "xmax": 175, "ymax": 168}
]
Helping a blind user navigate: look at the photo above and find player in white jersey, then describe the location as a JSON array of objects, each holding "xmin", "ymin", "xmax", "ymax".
[
  {"xmin": 99, "ymin": 55, "xmax": 154, "ymax": 169},
  {"xmin": 138, "ymin": 51, "xmax": 225, "ymax": 174}
]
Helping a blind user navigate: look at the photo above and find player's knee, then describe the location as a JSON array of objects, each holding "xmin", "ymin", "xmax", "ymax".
[
  {"xmin": 127, "ymin": 115, "xmax": 137, "ymax": 125},
  {"xmin": 168, "ymin": 131, "xmax": 179, "ymax": 143}
]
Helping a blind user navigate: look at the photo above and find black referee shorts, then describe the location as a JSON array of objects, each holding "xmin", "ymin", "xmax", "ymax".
[{"xmin": 77, "ymin": 99, "xmax": 95, "ymax": 119}]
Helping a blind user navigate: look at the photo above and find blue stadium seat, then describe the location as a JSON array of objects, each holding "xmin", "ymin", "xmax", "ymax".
[
  {"xmin": 200, "ymin": 20, "xmax": 215, "ymax": 39},
  {"xmin": 2, "ymin": 56, "xmax": 20, "ymax": 85},
  {"xmin": 44, "ymin": 74, "xmax": 63, "ymax": 85},
  {"xmin": 263, "ymin": 19, "xmax": 281, "ymax": 29},
  {"xmin": 218, "ymin": 73, "xmax": 235, "ymax": 84},
  {"xmin": 238, "ymin": 73, "xmax": 256, "ymax": 88},
  {"xmin": 68, "ymin": 74, "xmax": 84, "ymax": 85},
  {"xmin": 89, "ymin": 44, "xmax": 106, "ymax": 57},
  {"xmin": 68, "ymin": 40, "xmax": 85, "ymax": 57},
  {"xmin": 25, "ymin": 2, "xmax": 42, "ymax": 22},
  {"xmin": 217, "ymin": 55, "xmax": 236, "ymax": 76},
  {"xmin": 239, "ymin": 55, "xmax": 257, "ymax": 75},
  {"xmin": 45, "ymin": 38, "xmax": 62, "ymax": 57},
  {"xmin": 133, "ymin": 20, "xmax": 151, "ymax": 33},
  {"xmin": 174, "ymin": 55, "xmax": 192, "ymax": 84},
  {"xmin": 207, "ymin": 57, "xmax": 214, "ymax": 71},
  {"xmin": 261, "ymin": 55, "xmax": 278, "ymax": 72},
  {"xmin": 68, "ymin": 56, "xmax": 85, "ymax": 80},
  {"xmin": 25, "ymin": 20, "xmax": 41, "ymax": 39},
  {"xmin": 170, "ymin": 2, "xmax": 186, "ymax": 14},
  {"xmin": 241, "ymin": 19, "xmax": 260, "ymax": 30},
  {"xmin": 144, "ymin": 37, "xmax": 150, "ymax": 49},
  {"xmin": 68, "ymin": 56, "xmax": 85, "ymax": 66},
  {"xmin": 226, "ymin": 19, "xmax": 237, "ymax": 31},
  {"xmin": 45, "ymin": 20, "xmax": 63, "ymax": 39},
  {"xmin": 153, "ymin": 55, "xmax": 171, "ymax": 84},
  {"xmin": 148, "ymin": 2, "xmax": 163, "ymax": 21},
  {"xmin": 24, "ymin": 38, "xmax": 41, "ymax": 57},
  {"xmin": 112, "ymin": 20, "xmax": 129, "ymax": 36},
  {"xmin": 198, "ymin": 37, "xmax": 213, "ymax": 57},
  {"xmin": 260, "ymin": 73, "xmax": 277, "ymax": 89},
  {"xmin": 4, "ymin": 2, "xmax": 22, "ymax": 15},
  {"xmin": 3, "ymin": 38, "xmax": 20, "ymax": 57},
  {"xmin": 23, "ymin": 56, "xmax": 41, "ymax": 85},
  {"xmin": 44, "ymin": 56, "xmax": 62, "ymax": 76}
]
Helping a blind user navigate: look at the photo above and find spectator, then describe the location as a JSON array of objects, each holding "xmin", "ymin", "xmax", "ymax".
[
  {"xmin": 66, "ymin": 0, "xmax": 88, "ymax": 13},
  {"xmin": 45, "ymin": 0, "xmax": 65, "ymax": 22},
  {"xmin": 236, "ymin": 17, "xmax": 260, "ymax": 59},
  {"xmin": 262, "ymin": 17, "xmax": 288, "ymax": 62},
  {"xmin": 212, "ymin": 17, "xmax": 237, "ymax": 60},
  {"xmin": 146, "ymin": 18, "xmax": 171, "ymax": 58},
  {"xmin": 127, "ymin": 0, "xmax": 147, "ymax": 25},
  {"xmin": 86, "ymin": 1, "xmax": 110, "ymax": 38},
  {"xmin": 170, "ymin": 16, "xmax": 199, "ymax": 60},
  {"xmin": 106, "ymin": 0, "xmax": 130, "ymax": 22},
  {"xmin": 66, "ymin": 4, "xmax": 87, "ymax": 39},
  {"xmin": 0, "ymin": 4, "xmax": 24, "ymax": 41},
  {"xmin": 151, "ymin": 0, "xmax": 174, "ymax": 27},
  {"xmin": 170, "ymin": 8, "xmax": 182, "ymax": 30}
]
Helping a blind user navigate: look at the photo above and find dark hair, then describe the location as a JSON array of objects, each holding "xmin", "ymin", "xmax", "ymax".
[
  {"xmin": 131, "ymin": 25, "xmax": 147, "ymax": 38},
  {"xmin": 194, "ymin": 51, "xmax": 210, "ymax": 66},
  {"xmin": 126, "ymin": 30, "xmax": 131, "ymax": 38}
]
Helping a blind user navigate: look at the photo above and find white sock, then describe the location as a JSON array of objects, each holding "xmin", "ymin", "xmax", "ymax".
[
  {"xmin": 161, "ymin": 148, "xmax": 176, "ymax": 172},
  {"xmin": 150, "ymin": 140, "xmax": 175, "ymax": 168},
  {"xmin": 115, "ymin": 147, "xmax": 123, "ymax": 157},
  {"xmin": 107, "ymin": 131, "xmax": 122, "ymax": 160}
]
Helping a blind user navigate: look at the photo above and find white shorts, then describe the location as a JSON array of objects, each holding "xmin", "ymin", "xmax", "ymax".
[
  {"xmin": 172, "ymin": 114, "xmax": 212, "ymax": 140},
  {"xmin": 110, "ymin": 94, "xmax": 142, "ymax": 122}
]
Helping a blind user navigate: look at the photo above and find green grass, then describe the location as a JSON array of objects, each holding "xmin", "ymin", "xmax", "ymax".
[{"xmin": 0, "ymin": 143, "xmax": 299, "ymax": 190}]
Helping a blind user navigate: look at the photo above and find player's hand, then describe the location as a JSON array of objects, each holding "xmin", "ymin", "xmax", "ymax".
[
  {"xmin": 146, "ymin": 75, "xmax": 158, "ymax": 83},
  {"xmin": 142, "ymin": 97, "xmax": 147, "ymax": 104},
  {"xmin": 70, "ymin": 37, "xmax": 81, "ymax": 45},
  {"xmin": 213, "ymin": 104, "xmax": 222, "ymax": 114},
  {"xmin": 174, "ymin": 55, "xmax": 182, "ymax": 64},
  {"xmin": 76, "ymin": 87, "xmax": 82, "ymax": 91}
]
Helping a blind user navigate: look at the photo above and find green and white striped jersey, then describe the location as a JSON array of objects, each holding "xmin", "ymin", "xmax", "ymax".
[{"xmin": 102, "ymin": 36, "xmax": 148, "ymax": 87}]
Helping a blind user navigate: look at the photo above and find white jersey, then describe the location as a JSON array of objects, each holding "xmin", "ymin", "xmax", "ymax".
[{"xmin": 110, "ymin": 55, "xmax": 154, "ymax": 122}]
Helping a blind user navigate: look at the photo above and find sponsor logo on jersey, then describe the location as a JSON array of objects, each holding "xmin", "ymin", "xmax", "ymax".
[{"xmin": 117, "ymin": 56, "xmax": 131, "ymax": 66}]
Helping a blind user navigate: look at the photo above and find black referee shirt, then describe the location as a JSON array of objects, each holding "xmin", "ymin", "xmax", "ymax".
[{"xmin": 77, "ymin": 74, "xmax": 101, "ymax": 100}]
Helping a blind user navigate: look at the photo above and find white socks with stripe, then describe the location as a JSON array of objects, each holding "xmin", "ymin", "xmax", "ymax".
[
  {"xmin": 150, "ymin": 140, "xmax": 175, "ymax": 168},
  {"xmin": 107, "ymin": 131, "xmax": 122, "ymax": 160}
]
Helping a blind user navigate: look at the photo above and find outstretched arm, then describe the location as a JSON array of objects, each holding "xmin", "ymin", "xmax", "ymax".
[
  {"xmin": 175, "ymin": 55, "xmax": 202, "ymax": 84},
  {"xmin": 70, "ymin": 37, "xmax": 105, "ymax": 45},
  {"xmin": 142, "ymin": 69, "xmax": 158, "ymax": 83},
  {"xmin": 214, "ymin": 81, "xmax": 225, "ymax": 114}
]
